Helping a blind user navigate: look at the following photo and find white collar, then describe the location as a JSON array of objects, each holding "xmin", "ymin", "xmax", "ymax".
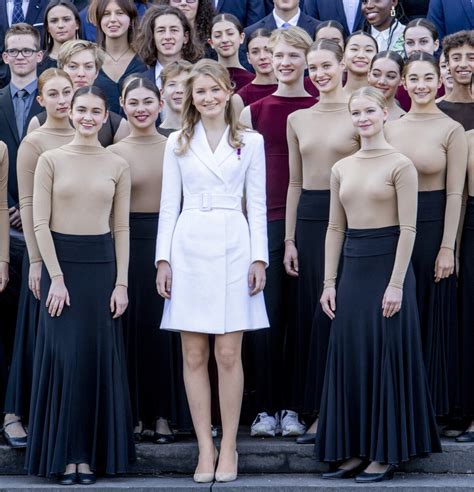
[{"xmin": 273, "ymin": 8, "xmax": 300, "ymax": 29}]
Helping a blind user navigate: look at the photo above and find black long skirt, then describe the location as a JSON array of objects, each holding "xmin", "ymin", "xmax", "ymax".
[
  {"xmin": 287, "ymin": 190, "xmax": 331, "ymax": 417},
  {"xmin": 125, "ymin": 213, "xmax": 190, "ymax": 429},
  {"xmin": 457, "ymin": 197, "xmax": 474, "ymax": 417},
  {"xmin": 26, "ymin": 232, "xmax": 135, "ymax": 477},
  {"xmin": 412, "ymin": 191, "xmax": 459, "ymax": 417},
  {"xmin": 3, "ymin": 251, "xmax": 40, "ymax": 420},
  {"xmin": 315, "ymin": 226, "xmax": 440, "ymax": 464}
]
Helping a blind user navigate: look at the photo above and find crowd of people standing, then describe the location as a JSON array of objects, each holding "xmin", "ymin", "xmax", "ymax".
[{"xmin": 0, "ymin": 0, "xmax": 473, "ymax": 486}]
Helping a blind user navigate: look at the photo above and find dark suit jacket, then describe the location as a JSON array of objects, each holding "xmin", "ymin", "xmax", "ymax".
[
  {"xmin": 216, "ymin": 0, "xmax": 266, "ymax": 27},
  {"xmin": 303, "ymin": 0, "xmax": 363, "ymax": 36},
  {"xmin": 427, "ymin": 0, "xmax": 474, "ymax": 42},
  {"xmin": 0, "ymin": 84, "xmax": 42, "ymax": 207},
  {"xmin": 0, "ymin": 0, "xmax": 49, "ymax": 87}
]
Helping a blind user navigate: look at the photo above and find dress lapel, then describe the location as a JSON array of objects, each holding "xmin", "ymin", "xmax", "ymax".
[
  {"xmin": 189, "ymin": 121, "xmax": 225, "ymax": 182},
  {"xmin": 0, "ymin": 86, "xmax": 20, "ymax": 143}
]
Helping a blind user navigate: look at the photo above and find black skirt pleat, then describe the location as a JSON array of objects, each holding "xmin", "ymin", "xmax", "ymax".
[
  {"xmin": 457, "ymin": 197, "xmax": 474, "ymax": 417},
  {"xmin": 315, "ymin": 227, "xmax": 440, "ymax": 464},
  {"xmin": 3, "ymin": 251, "xmax": 40, "ymax": 420},
  {"xmin": 287, "ymin": 190, "xmax": 331, "ymax": 417},
  {"xmin": 411, "ymin": 191, "xmax": 459, "ymax": 416},
  {"xmin": 125, "ymin": 213, "xmax": 190, "ymax": 429},
  {"xmin": 26, "ymin": 232, "xmax": 135, "ymax": 477}
]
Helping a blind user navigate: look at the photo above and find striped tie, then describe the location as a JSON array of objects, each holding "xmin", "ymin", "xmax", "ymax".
[{"xmin": 12, "ymin": 0, "xmax": 25, "ymax": 24}]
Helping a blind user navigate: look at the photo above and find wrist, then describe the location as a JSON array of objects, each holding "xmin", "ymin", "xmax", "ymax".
[{"xmin": 51, "ymin": 275, "xmax": 64, "ymax": 284}]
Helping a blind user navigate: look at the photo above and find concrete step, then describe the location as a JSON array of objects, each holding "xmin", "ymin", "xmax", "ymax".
[
  {"xmin": 1, "ymin": 435, "xmax": 474, "ymax": 476},
  {"xmin": 1, "ymin": 474, "xmax": 474, "ymax": 491}
]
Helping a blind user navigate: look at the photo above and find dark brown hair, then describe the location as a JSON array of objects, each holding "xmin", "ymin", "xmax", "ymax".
[
  {"xmin": 443, "ymin": 30, "xmax": 474, "ymax": 60},
  {"xmin": 370, "ymin": 50, "xmax": 404, "ymax": 74},
  {"xmin": 71, "ymin": 84, "xmax": 108, "ymax": 110},
  {"xmin": 314, "ymin": 20, "xmax": 346, "ymax": 46},
  {"xmin": 212, "ymin": 13, "xmax": 243, "ymax": 35},
  {"xmin": 123, "ymin": 76, "xmax": 161, "ymax": 102},
  {"xmin": 403, "ymin": 52, "xmax": 440, "ymax": 78},
  {"xmin": 308, "ymin": 38, "xmax": 344, "ymax": 63},
  {"xmin": 135, "ymin": 5, "xmax": 202, "ymax": 65},
  {"xmin": 404, "ymin": 18, "xmax": 438, "ymax": 42},
  {"xmin": 42, "ymin": 0, "xmax": 82, "ymax": 53}
]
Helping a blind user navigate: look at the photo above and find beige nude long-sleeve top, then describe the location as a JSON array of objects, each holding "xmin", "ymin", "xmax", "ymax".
[
  {"xmin": 0, "ymin": 142, "xmax": 9, "ymax": 263},
  {"xmin": 17, "ymin": 127, "xmax": 75, "ymax": 264},
  {"xmin": 108, "ymin": 134, "xmax": 166, "ymax": 213},
  {"xmin": 385, "ymin": 112, "xmax": 468, "ymax": 251},
  {"xmin": 33, "ymin": 144, "xmax": 131, "ymax": 286},
  {"xmin": 467, "ymin": 131, "xmax": 474, "ymax": 197},
  {"xmin": 324, "ymin": 149, "xmax": 418, "ymax": 290},
  {"xmin": 285, "ymin": 102, "xmax": 360, "ymax": 242}
]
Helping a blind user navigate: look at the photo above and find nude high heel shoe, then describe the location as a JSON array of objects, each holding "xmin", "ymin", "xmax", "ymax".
[
  {"xmin": 193, "ymin": 448, "xmax": 218, "ymax": 483},
  {"xmin": 215, "ymin": 451, "xmax": 238, "ymax": 483}
]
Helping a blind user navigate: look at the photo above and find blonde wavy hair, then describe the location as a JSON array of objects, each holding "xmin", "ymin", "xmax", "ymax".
[{"xmin": 176, "ymin": 59, "xmax": 245, "ymax": 155}]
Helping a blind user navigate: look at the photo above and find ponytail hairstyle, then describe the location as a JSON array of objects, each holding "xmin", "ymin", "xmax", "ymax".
[
  {"xmin": 370, "ymin": 50, "xmax": 404, "ymax": 74},
  {"xmin": 404, "ymin": 18, "xmax": 438, "ymax": 42},
  {"xmin": 308, "ymin": 38, "xmax": 344, "ymax": 63},
  {"xmin": 348, "ymin": 85, "xmax": 388, "ymax": 111},
  {"xmin": 176, "ymin": 59, "xmax": 245, "ymax": 155},
  {"xmin": 71, "ymin": 84, "xmax": 109, "ymax": 111},
  {"xmin": 246, "ymin": 27, "xmax": 272, "ymax": 52},
  {"xmin": 345, "ymin": 29, "xmax": 379, "ymax": 53},
  {"xmin": 314, "ymin": 20, "xmax": 346, "ymax": 48},
  {"xmin": 403, "ymin": 51, "xmax": 440, "ymax": 79},
  {"xmin": 211, "ymin": 13, "xmax": 243, "ymax": 35},
  {"xmin": 122, "ymin": 75, "xmax": 161, "ymax": 102}
]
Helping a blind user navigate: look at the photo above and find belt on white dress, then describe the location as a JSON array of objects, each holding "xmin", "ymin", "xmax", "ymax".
[{"xmin": 182, "ymin": 193, "xmax": 242, "ymax": 212}]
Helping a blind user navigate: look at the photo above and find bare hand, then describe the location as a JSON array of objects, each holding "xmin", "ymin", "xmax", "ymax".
[
  {"xmin": 156, "ymin": 261, "xmax": 172, "ymax": 299},
  {"xmin": 28, "ymin": 261, "xmax": 42, "ymax": 299},
  {"xmin": 46, "ymin": 276, "xmax": 70, "ymax": 317},
  {"xmin": 320, "ymin": 287, "xmax": 336, "ymax": 319},
  {"xmin": 248, "ymin": 261, "xmax": 266, "ymax": 296},
  {"xmin": 283, "ymin": 240, "xmax": 299, "ymax": 277},
  {"xmin": 110, "ymin": 285, "xmax": 128, "ymax": 319},
  {"xmin": 0, "ymin": 261, "xmax": 9, "ymax": 292},
  {"xmin": 382, "ymin": 285, "xmax": 402, "ymax": 318},
  {"xmin": 434, "ymin": 247, "xmax": 454, "ymax": 283},
  {"xmin": 9, "ymin": 207, "xmax": 22, "ymax": 230}
]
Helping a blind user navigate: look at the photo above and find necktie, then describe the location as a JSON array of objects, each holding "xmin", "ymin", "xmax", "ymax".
[
  {"xmin": 15, "ymin": 89, "xmax": 28, "ymax": 137},
  {"xmin": 281, "ymin": 22, "xmax": 290, "ymax": 29},
  {"xmin": 12, "ymin": 0, "xmax": 25, "ymax": 25}
]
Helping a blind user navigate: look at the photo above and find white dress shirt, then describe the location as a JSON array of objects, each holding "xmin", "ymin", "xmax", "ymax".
[
  {"xmin": 343, "ymin": 0, "xmax": 358, "ymax": 32},
  {"xmin": 273, "ymin": 8, "xmax": 301, "ymax": 28},
  {"xmin": 6, "ymin": 0, "xmax": 29, "ymax": 26},
  {"xmin": 154, "ymin": 61, "xmax": 164, "ymax": 90},
  {"xmin": 371, "ymin": 20, "xmax": 406, "ymax": 55}
]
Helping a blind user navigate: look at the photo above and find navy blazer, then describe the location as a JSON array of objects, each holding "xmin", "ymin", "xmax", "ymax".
[
  {"xmin": 303, "ymin": 0, "xmax": 363, "ymax": 36},
  {"xmin": 0, "ymin": 84, "xmax": 42, "ymax": 207},
  {"xmin": 0, "ymin": 0, "xmax": 49, "ymax": 87},
  {"xmin": 215, "ymin": 0, "xmax": 266, "ymax": 27},
  {"xmin": 244, "ymin": 11, "xmax": 321, "ymax": 39},
  {"xmin": 427, "ymin": 0, "xmax": 474, "ymax": 42}
]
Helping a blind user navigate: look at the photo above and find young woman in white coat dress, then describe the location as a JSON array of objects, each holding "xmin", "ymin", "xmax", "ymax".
[{"xmin": 155, "ymin": 59, "xmax": 269, "ymax": 484}]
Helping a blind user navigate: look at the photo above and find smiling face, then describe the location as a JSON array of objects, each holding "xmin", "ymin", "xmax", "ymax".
[
  {"xmin": 403, "ymin": 60, "xmax": 441, "ymax": 106},
  {"xmin": 162, "ymin": 72, "xmax": 187, "ymax": 112},
  {"xmin": 350, "ymin": 94, "xmax": 387, "ymax": 138},
  {"xmin": 361, "ymin": 0, "xmax": 397, "ymax": 31},
  {"xmin": 315, "ymin": 26, "xmax": 345, "ymax": 50},
  {"xmin": 404, "ymin": 25, "xmax": 438, "ymax": 57},
  {"xmin": 38, "ymin": 75, "xmax": 73, "ymax": 118},
  {"xmin": 153, "ymin": 14, "xmax": 187, "ymax": 59},
  {"xmin": 100, "ymin": 0, "xmax": 131, "ymax": 40},
  {"xmin": 47, "ymin": 5, "xmax": 79, "ymax": 45},
  {"xmin": 70, "ymin": 93, "xmax": 108, "ymax": 136},
  {"xmin": 191, "ymin": 74, "xmax": 230, "ymax": 120},
  {"xmin": 447, "ymin": 44, "xmax": 474, "ymax": 87},
  {"xmin": 247, "ymin": 36, "xmax": 273, "ymax": 75},
  {"xmin": 307, "ymin": 48, "xmax": 343, "ymax": 93},
  {"xmin": 210, "ymin": 20, "xmax": 244, "ymax": 59},
  {"xmin": 344, "ymin": 34, "xmax": 377, "ymax": 76},
  {"xmin": 271, "ymin": 40, "xmax": 307, "ymax": 85},
  {"xmin": 123, "ymin": 85, "xmax": 161, "ymax": 130},
  {"xmin": 368, "ymin": 56, "xmax": 401, "ymax": 100},
  {"xmin": 63, "ymin": 49, "xmax": 98, "ymax": 89}
]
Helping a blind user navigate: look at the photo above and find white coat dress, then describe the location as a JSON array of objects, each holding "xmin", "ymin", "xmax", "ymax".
[{"xmin": 155, "ymin": 121, "xmax": 269, "ymax": 334}]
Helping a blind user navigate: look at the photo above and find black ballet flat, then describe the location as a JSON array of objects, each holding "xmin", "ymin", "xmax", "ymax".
[
  {"xmin": 1, "ymin": 420, "xmax": 27, "ymax": 449},
  {"xmin": 58, "ymin": 472, "xmax": 77, "ymax": 485},
  {"xmin": 322, "ymin": 461, "xmax": 368, "ymax": 479},
  {"xmin": 153, "ymin": 432, "xmax": 176, "ymax": 444},
  {"xmin": 355, "ymin": 464, "xmax": 396, "ymax": 483},
  {"xmin": 296, "ymin": 432, "xmax": 316, "ymax": 444},
  {"xmin": 456, "ymin": 431, "xmax": 474, "ymax": 443},
  {"xmin": 77, "ymin": 472, "xmax": 96, "ymax": 485}
]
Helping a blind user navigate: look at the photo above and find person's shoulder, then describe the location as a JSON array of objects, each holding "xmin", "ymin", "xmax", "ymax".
[
  {"xmin": 288, "ymin": 106, "xmax": 313, "ymax": 124},
  {"xmin": 241, "ymin": 128, "xmax": 263, "ymax": 145},
  {"xmin": 244, "ymin": 13, "xmax": 271, "ymax": 35},
  {"xmin": 0, "ymin": 140, "xmax": 7, "ymax": 159}
]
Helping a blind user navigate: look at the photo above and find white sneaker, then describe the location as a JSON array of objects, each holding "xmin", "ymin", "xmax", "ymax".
[
  {"xmin": 280, "ymin": 410, "xmax": 306, "ymax": 437},
  {"xmin": 250, "ymin": 412, "xmax": 280, "ymax": 437}
]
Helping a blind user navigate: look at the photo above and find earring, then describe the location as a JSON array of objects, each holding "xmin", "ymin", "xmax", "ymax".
[{"xmin": 390, "ymin": 6, "xmax": 396, "ymax": 17}]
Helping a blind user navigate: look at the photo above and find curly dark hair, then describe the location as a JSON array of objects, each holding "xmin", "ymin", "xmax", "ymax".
[
  {"xmin": 157, "ymin": 0, "xmax": 215, "ymax": 45},
  {"xmin": 135, "ymin": 5, "xmax": 202, "ymax": 65}
]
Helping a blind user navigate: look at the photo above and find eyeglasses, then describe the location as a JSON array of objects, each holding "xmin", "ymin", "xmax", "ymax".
[
  {"xmin": 170, "ymin": 0, "xmax": 197, "ymax": 4},
  {"xmin": 4, "ymin": 48, "xmax": 38, "ymax": 58}
]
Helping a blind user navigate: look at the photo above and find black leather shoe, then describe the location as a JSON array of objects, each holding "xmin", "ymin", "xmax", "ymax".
[
  {"xmin": 456, "ymin": 431, "xmax": 474, "ymax": 443},
  {"xmin": 154, "ymin": 431, "xmax": 176, "ymax": 444},
  {"xmin": 1, "ymin": 420, "xmax": 27, "ymax": 448},
  {"xmin": 77, "ymin": 472, "xmax": 96, "ymax": 485},
  {"xmin": 58, "ymin": 473, "xmax": 77, "ymax": 485},
  {"xmin": 296, "ymin": 432, "xmax": 316, "ymax": 444},
  {"xmin": 355, "ymin": 464, "xmax": 396, "ymax": 483},
  {"xmin": 322, "ymin": 461, "xmax": 367, "ymax": 479}
]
